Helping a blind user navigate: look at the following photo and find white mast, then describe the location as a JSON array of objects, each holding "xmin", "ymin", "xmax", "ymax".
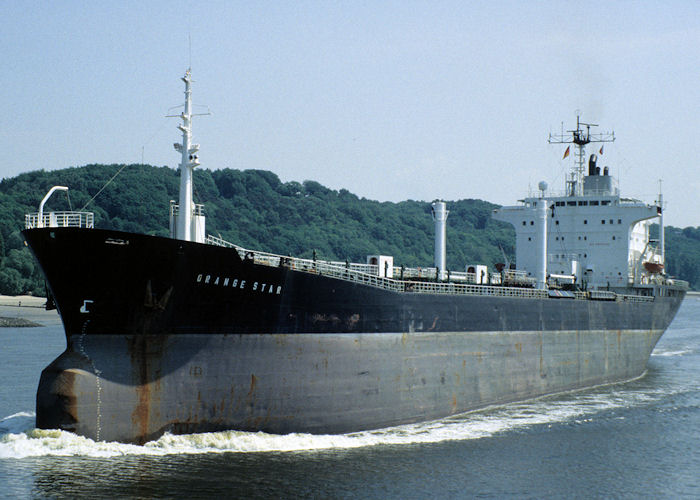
[
  {"xmin": 431, "ymin": 201, "xmax": 449, "ymax": 280},
  {"xmin": 175, "ymin": 69, "xmax": 200, "ymax": 241},
  {"xmin": 535, "ymin": 181, "xmax": 549, "ymax": 290},
  {"xmin": 535, "ymin": 191, "xmax": 548, "ymax": 290},
  {"xmin": 658, "ymin": 179, "xmax": 665, "ymax": 263}
]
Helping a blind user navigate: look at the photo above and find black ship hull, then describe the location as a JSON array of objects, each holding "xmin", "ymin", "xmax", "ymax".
[{"xmin": 24, "ymin": 227, "xmax": 685, "ymax": 444}]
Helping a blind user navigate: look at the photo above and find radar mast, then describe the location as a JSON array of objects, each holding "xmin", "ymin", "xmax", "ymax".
[{"xmin": 549, "ymin": 115, "xmax": 615, "ymax": 196}]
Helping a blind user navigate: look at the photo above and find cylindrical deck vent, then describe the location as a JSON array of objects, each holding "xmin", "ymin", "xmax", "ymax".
[
  {"xmin": 431, "ymin": 201, "xmax": 449, "ymax": 281},
  {"xmin": 536, "ymin": 200, "xmax": 548, "ymax": 289}
]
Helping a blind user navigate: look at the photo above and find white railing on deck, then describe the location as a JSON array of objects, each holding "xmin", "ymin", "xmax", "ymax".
[
  {"xmin": 667, "ymin": 279, "xmax": 689, "ymax": 289},
  {"xmin": 25, "ymin": 211, "xmax": 94, "ymax": 229},
  {"xmin": 617, "ymin": 294, "xmax": 654, "ymax": 303},
  {"xmin": 169, "ymin": 203, "xmax": 205, "ymax": 217},
  {"xmin": 205, "ymin": 234, "xmax": 672, "ymax": 301},
  {"xmin": 206, "ymin": 234, "xmax": 597, "ymax": 301}
]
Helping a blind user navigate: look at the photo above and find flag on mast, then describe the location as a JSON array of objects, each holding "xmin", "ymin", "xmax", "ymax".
[
  {"xmin": 563, "ymin": 146, "xmax": 570, "ymax": 159},
  {"xmin": 599, "ymin": 145, "xmax": 604, "ymax": 155}
]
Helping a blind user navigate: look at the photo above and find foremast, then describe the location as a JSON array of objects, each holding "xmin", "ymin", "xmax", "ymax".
[{"xmin": 169, "ymin": 69, "xmax": 206, "ymax": 242}]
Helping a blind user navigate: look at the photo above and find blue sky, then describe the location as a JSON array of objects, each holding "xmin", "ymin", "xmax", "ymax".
[{"xmin": 4, "ymin": 1, "xmax": 700, "ymax": 227}]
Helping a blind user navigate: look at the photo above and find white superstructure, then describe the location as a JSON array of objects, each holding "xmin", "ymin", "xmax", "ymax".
[{"xmin": 494, "ymin": 117, "xmax": 663, "ymax": 290}]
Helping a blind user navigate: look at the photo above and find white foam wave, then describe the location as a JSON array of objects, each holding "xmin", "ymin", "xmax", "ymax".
[
  {"xmin": 0, "ymin": 411, "xmax": 35, "ymax": 435},
  {"xmin": 0, "ymin": 384, "xmax": 676, "ymax": 458},
  {"xmin": 651, "ymin": 349, "xmax": 692, "ymax": 357}
]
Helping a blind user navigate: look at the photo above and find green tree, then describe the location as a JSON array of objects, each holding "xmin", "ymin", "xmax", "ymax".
[{"xmin": 2, "ymin": 164, "xmax": 698, "ymax": 294}]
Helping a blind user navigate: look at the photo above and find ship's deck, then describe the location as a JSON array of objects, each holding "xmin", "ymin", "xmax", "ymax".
[
  {"xmin": 206, "ymin": 235, "xmax": 687, "ymax": 303},
  {"xmin": 23, "ymin": 208, "xmax": 687, "ymax": 304}
]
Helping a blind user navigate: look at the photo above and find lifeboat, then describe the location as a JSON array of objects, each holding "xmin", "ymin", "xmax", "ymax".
[{"xmin": 643, "ymin": 262, "xmax": 664, "ymax": 274}]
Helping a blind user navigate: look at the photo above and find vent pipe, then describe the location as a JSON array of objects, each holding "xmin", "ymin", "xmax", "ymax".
[
  {"xmin": 588, "ymin": 154, "xmax": 598, "ymax": 176},
  {"xmin": 431, "ymin": 201, "xmax": 449, "ymax": 281},
  {"xmin": 536, "ymin": 198, "xmax": 548, "ymax": 289},
  {"xmin": 658, "ymin": 181, "xmax": 665, "ymax": 263},
  {"xmin": 37, "ymin": 186, "xmax": 69, "ymax": 228}
]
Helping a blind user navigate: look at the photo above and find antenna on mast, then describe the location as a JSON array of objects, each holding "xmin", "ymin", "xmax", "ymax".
[
  {"xmin": 548, "ymin": 113, "xmax": 615, "ymax": 196},
  {"xmin": 188, "ymin": 33, "xmax": 192, "ymax": 70},
  {"xmin": 657, "ymin": 178, "xmax": 665, "ymax": 263}
]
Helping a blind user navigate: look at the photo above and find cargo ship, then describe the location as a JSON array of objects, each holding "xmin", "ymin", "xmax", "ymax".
[{"xmin": 22, "ymin": 70, "xmax": 687, "ymax": 444}]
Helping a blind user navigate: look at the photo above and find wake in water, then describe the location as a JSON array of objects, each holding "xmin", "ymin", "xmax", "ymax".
[
  {"xmin": 0, "ymin": 369, "xmax": 692, "ymax": 459},
  {"xmin": 651, "ymin": 348, "xmax": 694, "ymax": 357}
]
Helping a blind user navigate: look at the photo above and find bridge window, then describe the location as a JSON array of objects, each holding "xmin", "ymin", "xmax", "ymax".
[{"xmin": 590, "ymin": 201, "xmax": 599, "ymax": 206}]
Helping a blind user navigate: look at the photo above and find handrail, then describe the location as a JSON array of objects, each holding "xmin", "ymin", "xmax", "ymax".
[
  {"xmin": 208, "ymin": 234, "xmax": 656, "ymax": 301},
  {"xmin": 206, "ymin": 234, "xmax": 677, "ymax": 301},
  {"xmin": 25, "ymin": 211, "xmax": 94, "ymax": 229},
  {"xmin": 617, "ymin": 294, "xmax": 654, "ymax": 303},
  {"xmin": 665, "ymin": 279, "xmax": 690, "ymax": 290},
  {"xmin": 170, "ymin": 202, "xmax": 205, "ymax": 217}
]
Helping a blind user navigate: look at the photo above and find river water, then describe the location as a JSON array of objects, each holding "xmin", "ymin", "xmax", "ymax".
[{"xmin": 1, "ymin": 298, "xmax": 698, "ymax": 499}]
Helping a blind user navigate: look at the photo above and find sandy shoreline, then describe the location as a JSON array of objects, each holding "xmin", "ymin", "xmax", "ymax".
[
  {"xmin": 0, "ymin": 295, "xmax": 61, "ymax": 327},
  {"xmin": 0, "ymin": 295, "xmax": 46, "ymax": 308}
]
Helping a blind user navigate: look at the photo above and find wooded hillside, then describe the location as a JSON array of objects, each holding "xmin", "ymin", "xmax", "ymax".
[{"xmin": 0, "ymin": 164, "xmax": 696, "ymax": 295}]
